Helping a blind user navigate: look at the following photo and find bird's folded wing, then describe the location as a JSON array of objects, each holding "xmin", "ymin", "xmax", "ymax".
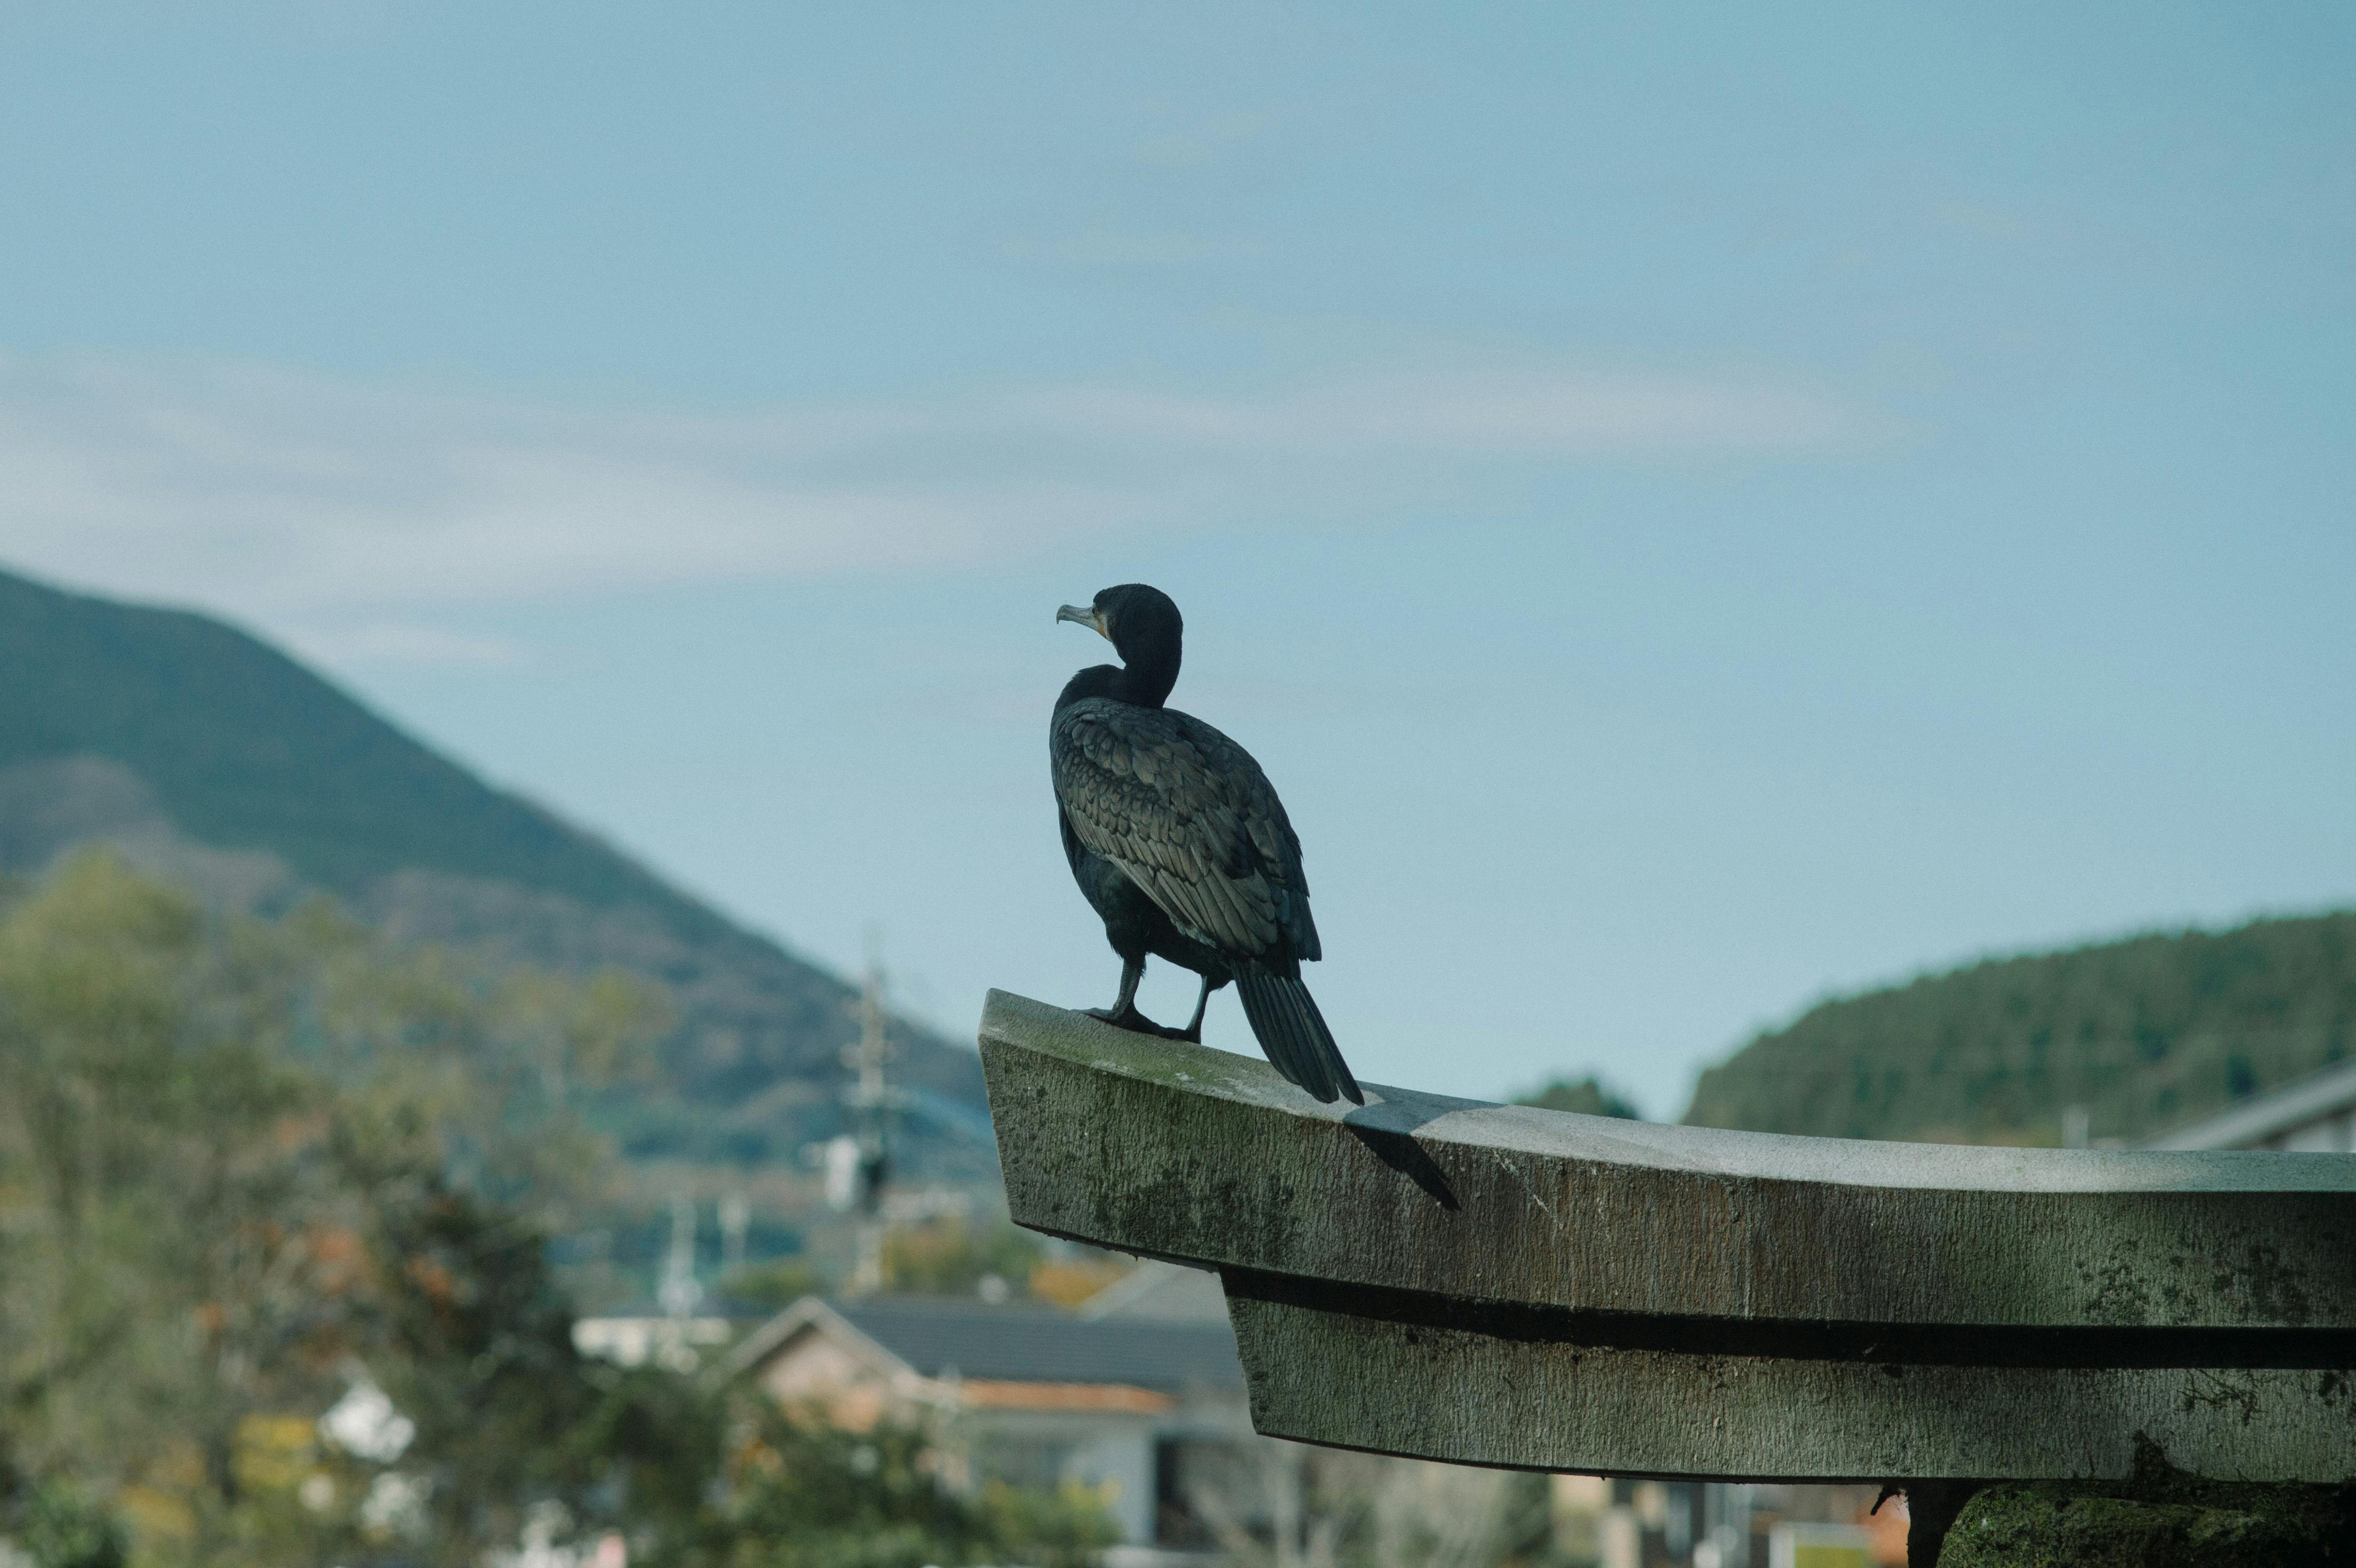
[{"xmin": 1051, "ymin": 699, "xmax": 1307, "ymax": 959}]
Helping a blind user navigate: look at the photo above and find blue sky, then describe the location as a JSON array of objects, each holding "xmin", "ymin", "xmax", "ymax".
[{"xmin": 3, "ymin": 2, "xmax": 2350, "ymax": 1115}]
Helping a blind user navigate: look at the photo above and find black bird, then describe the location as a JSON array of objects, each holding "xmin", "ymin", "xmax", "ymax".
[{"xmin": 1051, "ymin": 584, "xmax": 1363, "ymax": 1105}]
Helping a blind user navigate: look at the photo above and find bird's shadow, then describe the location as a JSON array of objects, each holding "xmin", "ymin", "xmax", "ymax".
[{"xmin": 1342, "ymin": 1097, "xmax": 1460, "ymax": 1211}]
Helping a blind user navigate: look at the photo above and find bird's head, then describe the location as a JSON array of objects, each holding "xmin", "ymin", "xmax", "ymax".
[
  {"xmin": 1057, "ymin": 583, "xmax": 1181, "ymax": 665},
  {"xmin": 1058, "ymin": 583, "xmax": 1183, "ymax": 704}
]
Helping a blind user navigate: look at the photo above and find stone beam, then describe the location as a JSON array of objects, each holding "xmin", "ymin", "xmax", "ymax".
[{"xmin": 977, "ymin": 990, "xmax": 2356, "ymax": 1483}]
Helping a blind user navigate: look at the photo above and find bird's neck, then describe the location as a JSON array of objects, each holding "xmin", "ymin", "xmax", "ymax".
[
  {"xmin": 1056, "ymin": 655, "xmax": 1177, "ymax": 711},
  {"xmin": 1111, "ymin": 625, "xmax": 1180, "ymax": 708},
  {"xmin": 1112, "ymin": 653, "xmax": 1177, "ymax": 709}
]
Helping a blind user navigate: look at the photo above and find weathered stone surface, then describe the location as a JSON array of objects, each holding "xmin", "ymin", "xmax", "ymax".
[
  {"xmin": 978, "ymin": 991, "xmax": 2356, "ymax": 1483},
  {"xmin": 1940, "ymin": 1450, "xmax": 2356, "ymax": 1567},
  {"xmin": 1226, "ymin": 1287, "xmax": 2355, "ymax": 1481}
]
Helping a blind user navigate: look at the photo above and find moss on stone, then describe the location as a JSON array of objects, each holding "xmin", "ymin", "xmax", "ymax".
[{"xmin": 1940, "ymin": 1446, "xmax": 2356, "ymax": 1566}]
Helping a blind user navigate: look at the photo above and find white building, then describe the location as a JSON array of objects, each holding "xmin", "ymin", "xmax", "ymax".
[{"xmin": 572, "ymin": 1309, "xmax": 737, "ymax": 1372}]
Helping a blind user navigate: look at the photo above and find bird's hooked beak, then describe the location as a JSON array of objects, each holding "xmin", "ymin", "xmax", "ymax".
[{"xmin": 1057, "ymin": 603, "xmax": 1109, "ymax": 641}]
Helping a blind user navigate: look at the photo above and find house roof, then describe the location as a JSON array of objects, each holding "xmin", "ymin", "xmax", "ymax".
[
  {"xmin": 726, "ymin": 1294, "xmax": 1247, "ymax": 1394},
  {"xmin": 2143, "ymin": 1058, "xmax": 2356, "ymax": 1149},
  {"xmin": 958, "ymin": 1380, "xmax": 1176, "ymax": 1414}
]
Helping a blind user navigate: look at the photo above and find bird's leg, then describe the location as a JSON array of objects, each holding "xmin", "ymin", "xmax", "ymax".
[
  {"xmin": 1082, "ymin": 957, "xmax": 1166, "ymax": 1035},
  {"xmin": 1172, "ymin": 972, "xmax": 1215, "ymax": 1044},
  {"xmin": 1084, "ymin": 956, "xmax": 1143, "ymax": 1018}
]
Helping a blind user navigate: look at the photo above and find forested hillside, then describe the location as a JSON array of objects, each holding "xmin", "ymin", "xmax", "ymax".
[
  {"xmin": 0, "ymin": 566, "xmax": 985, "ymax": 1182},
  {"xmin": 1684, "ymin": 911, "xmax": 2356, "ymax": 1145}
]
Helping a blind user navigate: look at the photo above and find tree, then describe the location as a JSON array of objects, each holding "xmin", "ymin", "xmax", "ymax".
[
  {"xmin": 0, "ymin": 853, "xmax": 662, "ymax": 1565},
  {"xmin": 701, "ymin": 1410, "xmax": 1117, "ymax": 1568}
]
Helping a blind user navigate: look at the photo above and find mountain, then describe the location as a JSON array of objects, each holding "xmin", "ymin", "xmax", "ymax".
[
  {"xmin": 0, "ymin": 566, "xmax": 986, "ymax": 1174},
  {"xmin": 1682, "ymin": 911, "xmax": 2356, "ymax": 1145}
]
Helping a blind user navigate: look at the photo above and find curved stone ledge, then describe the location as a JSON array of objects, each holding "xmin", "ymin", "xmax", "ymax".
[{"xmin": 977, "ymin": 990, "xmax": 2356, "ymax": 1482}]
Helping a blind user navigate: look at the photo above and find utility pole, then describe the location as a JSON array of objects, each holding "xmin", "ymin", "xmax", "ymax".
[
  {"xmin": 844, "ymin": 937, "xmax": 894, "ymax": 1295},
  {"xmin": 718, "ymin": 1190, "xmax": 749, "ymax": 1285},
  {"xmin": 658, "ymin": 1192, "xmax": 703, "ymax": 1320}
]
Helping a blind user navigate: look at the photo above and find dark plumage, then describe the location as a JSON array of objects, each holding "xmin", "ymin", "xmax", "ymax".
[{"xmin": 1051, "ymin": 584, "xmax": 1363, "ymax": 1105}]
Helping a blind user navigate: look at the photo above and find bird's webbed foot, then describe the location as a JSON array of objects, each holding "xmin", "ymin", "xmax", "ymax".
[
  {"xmin": 1081, "ymin": 1002, "xmax": 1187, "ymax": 1038},
  {"xmin": 1083, "ymin": 957, "xmax": 1192, "ymax": 1038}
]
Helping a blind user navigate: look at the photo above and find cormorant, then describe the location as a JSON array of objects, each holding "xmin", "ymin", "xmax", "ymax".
[{"xmin": 1051, "ymin": 583, "xmax": 1363, "ymax": 1105}]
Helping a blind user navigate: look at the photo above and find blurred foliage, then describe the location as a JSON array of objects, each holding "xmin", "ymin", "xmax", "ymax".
[
  {"xmin": 1513, "ymin": 1076, "xmax": 1640, "ymax": 1121},
  {"xmin": 0, "ymin": 853, "xmax": 1107, "ymax": 1568},
  {"xmin": 1685, "ymin": 912, "xmax": 2356, "ymax": 1143},
  {"xmin": 699, "ymin": 1411, "xmax": 1117, "ymax": 1568},
  {"xmin": 722, "ymin": 1258, "xmax": 832, "ymax": 1313},
  {"xmin": 550, "ymin": 1382, "xmax": 1119, "ymax": 1568},
  {"xmin": 0, "ymin": 851, "xmax": 665, "ymax": 1563},
  {"xmin": 878, "ymin": 1219, "xmax": 1045, "ymax": 1298},
  {"xmin": 8, "ymin": 1482, "xmax": 129, "ymax": 1568},
  {"xmin": 1028, "ymin": 1254, "xmax": 1134, "ymax": 1310},
  {"xmin": 734, "ymin": 1224, "xmax": 1133, "ymax": 1311}
]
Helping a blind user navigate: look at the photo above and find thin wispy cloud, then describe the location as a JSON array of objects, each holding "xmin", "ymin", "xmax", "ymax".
[
  {"xmin": 1022, "ymin": 372, "xmax": 1859, "ymax": 455},
  {"xmin": 0, "ymin": 350, "xmax": 1881, "ymax": 637}
]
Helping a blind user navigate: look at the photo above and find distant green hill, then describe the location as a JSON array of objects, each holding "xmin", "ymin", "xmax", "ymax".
[
  {"xmin": 0, "ymin": 567, "xmax": 728, "ymax": 917},
  {"xmin": 0, "ymin": 566, "xmax": 985, "ymax": 1172},
  {"xmin": 1683, "ymin": 912, "xmax": 2356, "ymax": 1145},
  {"xmin": 1514, "ymin": 1074, "xmax": 1640, "ymax": 1120}
]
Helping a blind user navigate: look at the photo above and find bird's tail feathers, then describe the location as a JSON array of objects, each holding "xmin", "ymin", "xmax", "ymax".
[{"xmin": 1235, "ymin": 964, "xmax": 1363, "ymax": 1106}]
